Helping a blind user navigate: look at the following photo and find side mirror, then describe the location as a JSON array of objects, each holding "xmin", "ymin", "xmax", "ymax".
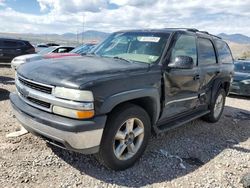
[{"xmin": 168, "ymin": 56, "xmax": 194, "ymax": 69}]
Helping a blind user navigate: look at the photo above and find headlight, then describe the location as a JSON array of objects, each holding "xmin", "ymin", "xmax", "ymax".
[
  {"xmin": 54, "ymin": 87, "xmax": 94, "ymax": 102},
  {"xmin": 53, "ymin": 106, "xmax": 94, "ymax": 119},
  {"xmin": 241, "ymin": 79, "xmax": 250, "ymax": 84}
]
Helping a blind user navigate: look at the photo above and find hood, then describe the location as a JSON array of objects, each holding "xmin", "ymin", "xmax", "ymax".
[
  {"xmin": 17, "ymin": 56, "xmax": 149, "ymax": 89},
  {"xmin": 13, "ymin": 54, "xmax": 41, "ymax": 61},
  {"xmin": 44, "ymin": 53, "xmax": 79, "ymax": 59},
  {"xmin": 234, "ymin": 71, "xmax": 250, "ymax": 82}
]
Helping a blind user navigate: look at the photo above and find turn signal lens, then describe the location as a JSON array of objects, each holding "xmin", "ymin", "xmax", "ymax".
[
  {"xmin": 77, "ymin": 110, "xmax": 94, "ymax": 119},
  {"xmin": 53, "ymin": 106, "xmax": 94, "ymax": 119}
]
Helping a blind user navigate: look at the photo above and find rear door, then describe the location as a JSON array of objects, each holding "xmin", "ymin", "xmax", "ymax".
[{"xmin": 197, "ymin": 37, "xmax": 219, "ymax": 98}]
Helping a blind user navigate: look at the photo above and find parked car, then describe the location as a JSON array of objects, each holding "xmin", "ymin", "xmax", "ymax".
[
  {"xmin": 36, "ymin": 43, "xmax": 48, "ymax": 48},
  {"xmin": 230, "ymin": 60, "xmax": 250, "ymax": 96},
  {"xmin": 44, "ymin": 43, "xmax": 96, "ymax": 59},
  {"xmin": 46, "ymin": 43, "xmax": 60, "ymax": 47},
  {"xmin": 10, "ymin": 28, "xmax": 234, "ymax": 170},
  {"xmin": 0, "ymin": 38, "xmax": 35, "ymax": 62},
  {"xmin": 11, "ymin": 46, "xmax": 75, "ymax": 69}
]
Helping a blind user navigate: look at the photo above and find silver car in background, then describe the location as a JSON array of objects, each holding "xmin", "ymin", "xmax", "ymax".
[{"xmin": 11, "ymin": 46, "xmax": 74, "ymax": 69}]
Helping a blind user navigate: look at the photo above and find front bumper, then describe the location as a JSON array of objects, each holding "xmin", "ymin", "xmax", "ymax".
[
  {"xmin": 230, "ymin": 82, "xmax": 250, "ymax": 96},
  {"xmin": 10, "ymin": 93, "xmax": 107, "ymax": 154}
]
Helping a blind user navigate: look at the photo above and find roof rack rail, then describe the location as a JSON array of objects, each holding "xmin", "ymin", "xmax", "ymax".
[
  {"xmin": 163, "ymin": 28, "xmax": 199, "ymax": 32},
  {"xmin": 199, "ymin": 31, "xmax": 209, "ymax": 34},
  {"xmin": 186, "ymin": 28, "xmax": 199, "ymax": 32},
  {"xmin": 162, "ymin": 28, "xmax": 222, "ymax": 39},
  {"xmin": 197, "ymin": 30, "xmax": 222, "ymax": 39}
]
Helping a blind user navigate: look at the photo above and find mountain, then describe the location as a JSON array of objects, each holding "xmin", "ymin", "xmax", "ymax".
[
  {"xmin": 218, "ymin": 33, "xmax": 250, "ymax": 44},
  {"xmin": 78, "ymin": 30, "xmax": 110, "ymax": 40},
  {"xmin": 0, "ymin": 30, "xmax": 110, "ymax": 46},
  {"xmin": 61, "ymin": 31, "xmax": 110, "ymax": 40}
]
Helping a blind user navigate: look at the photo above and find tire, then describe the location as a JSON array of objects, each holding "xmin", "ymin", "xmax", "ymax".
[
  {"xmin": 203, "ymin": 88, "xmax": 226, "ymax": 123},
  {"xmin": 96, "ymin": 103, "xmax": 151, "ymax": 171}
]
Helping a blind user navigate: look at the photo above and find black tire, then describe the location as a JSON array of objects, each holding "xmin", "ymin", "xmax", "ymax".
[
  {"xmin": 203, "ymin": 88, "xmax": 226, "ymax": 123},
  {"xmin": 96, "ymin": 103, "xmax": 151, "ymax": 171}
]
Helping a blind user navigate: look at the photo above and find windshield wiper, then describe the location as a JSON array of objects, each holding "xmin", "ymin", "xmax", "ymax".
[{"xmin": 113, "ymin": 56, "xmax": 133, "ymax": 63}]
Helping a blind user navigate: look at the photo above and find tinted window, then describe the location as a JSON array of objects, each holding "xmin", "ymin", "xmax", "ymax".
[
  {"xmin": 171, "ymin": 34, "xmax": 197, "ymax": 64},
  {"xmin": 3, "ymin": 40, "xmax": 18, "ymax": 47},
  {"xmin": 198, "ymin": 38, "xmax": 216, "ymax": 65},
  {"xmin": 235, "ymin": 62, "xmax": 250, "ymax": 73},
  {"xmin": 215, "ymin": 40, "xmax": 233, "ymax": 64},
  {"xmin": 17, "ymin": 41, "xmax": 25, "ymax": 47}
]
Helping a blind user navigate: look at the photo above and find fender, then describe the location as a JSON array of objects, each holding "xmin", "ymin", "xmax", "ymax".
[
  {"xmin": 99, "ymin": 88, "xmax": 161, "ymax": 125},
  {"xmin": 210, "ymin": 77, "xmax": 231, "ymax": 108}
]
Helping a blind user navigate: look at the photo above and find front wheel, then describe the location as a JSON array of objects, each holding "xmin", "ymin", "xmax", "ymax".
[
  {"xmin": 96, "ymin": 104, "xmax": 151, "ymax": 170},
  {"xmin": 203, "ymin": 88, "xmax": 226, "ymax": 123}
]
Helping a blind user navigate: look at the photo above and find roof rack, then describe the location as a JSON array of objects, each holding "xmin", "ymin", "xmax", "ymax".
[{"xmin": 163, "ymin": 28, "xmax": 222, "ymax": 39}]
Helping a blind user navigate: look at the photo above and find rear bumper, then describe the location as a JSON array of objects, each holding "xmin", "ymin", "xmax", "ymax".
[{"xmin": 10, "ymin": 93, "xmax": 107, "ymax": 154}]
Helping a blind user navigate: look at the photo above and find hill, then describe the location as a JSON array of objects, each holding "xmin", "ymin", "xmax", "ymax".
[{"xmin": 218, "ymin": 33, "xmax": 250, "ymax": 44}]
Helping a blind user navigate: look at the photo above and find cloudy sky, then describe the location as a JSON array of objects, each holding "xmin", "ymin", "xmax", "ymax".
[{"xmin": 0, "ymin": 0, "xmax": 249, "ymax": 36}]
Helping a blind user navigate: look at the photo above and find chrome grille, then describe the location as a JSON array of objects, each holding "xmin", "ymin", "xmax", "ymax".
[
  {"xmin": 18, "ymin": 76, "xmax": 52, "ymax": 94},
  {"xmin": 16, "ymin": 74, "xmax": 88, "ymax": 113},
  {"xmin": 26, "ymin": 97, "xmax": 51, "ymax": 108}
]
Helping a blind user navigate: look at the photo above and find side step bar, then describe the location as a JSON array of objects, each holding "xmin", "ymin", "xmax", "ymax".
[{"xmin": 156, "ymin": 110, "xmax": 210, "ymax": 133}]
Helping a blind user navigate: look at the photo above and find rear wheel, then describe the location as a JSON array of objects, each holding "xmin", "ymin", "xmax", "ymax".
[
  {"xmin": 203, "ymin": 88, "xmax": 226, "ymax": 123},
  {"xmin": 96, "ymin": 104, "xmax": 151, "ymax": 170}
]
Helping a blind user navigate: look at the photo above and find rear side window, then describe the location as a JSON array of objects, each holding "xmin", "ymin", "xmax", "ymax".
[
  {"xmin": 198, "ymin": 38, "xmax": 216, "ymax": 65},
  {"xmin": 3, "ymin": 40, "xmax": 18, "ymax": 47},
  {"xmin": 16, "ymin": 41, "xmax": 25, "ymax": 47},
  {"xmin": 215, "ymin": 40, "xmax": 233, "ymax": 64},
  {"xmin": 170, "ymin": 34, "xmax": 197, "ymax": 64}
]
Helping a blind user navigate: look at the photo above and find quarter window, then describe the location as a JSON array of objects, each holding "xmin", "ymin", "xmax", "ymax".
[
  {"xmin": 170, "ymin": 35, "xmax": 197, "ymax": 64},
  {"xmin": 215, "ymin": 40, "xmax": 233, "ymax": 64},
  {"xmin": 198, "ymin": 38, "xmax": 216, "ymax": 65}
]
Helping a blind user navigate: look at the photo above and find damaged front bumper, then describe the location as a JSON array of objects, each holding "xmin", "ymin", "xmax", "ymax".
[{"xmin": 10, "ymin": 93, "xmax": 107, "ymax": 154}]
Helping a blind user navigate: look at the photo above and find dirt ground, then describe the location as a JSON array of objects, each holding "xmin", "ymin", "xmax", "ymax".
[{"xmin": 0, "ymin": 66, "xmax": 249, "ymax": 188}]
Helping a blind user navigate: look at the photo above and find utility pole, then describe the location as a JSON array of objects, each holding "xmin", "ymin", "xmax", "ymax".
[
  {"xmin": 76, "ymin": 29, "xmax": 78, "ymax": 45},
  {"xmin": 82, "ymin": 13, "xmax": 85, "ymax": 44}
]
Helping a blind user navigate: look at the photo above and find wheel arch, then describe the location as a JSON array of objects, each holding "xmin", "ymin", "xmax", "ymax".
[
  {"xmin": 99, "ymin": 88, "xmax": 161, "ymax": 126},
  {"xmin": 210, "ymin": 78, "xmax": 231, "ymax": 107}
]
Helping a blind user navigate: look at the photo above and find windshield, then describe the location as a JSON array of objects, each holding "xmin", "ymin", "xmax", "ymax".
[
  {"xmin": 93, "ymin": 32, "xmax": 170, "ymax": 64},
  {"xmin": 38, "ymin": 46, "xmax": 57, "ymax": 55},
  {"xmin": 234, "ymin": 62, "xmax": 250, "ymax": 73}
]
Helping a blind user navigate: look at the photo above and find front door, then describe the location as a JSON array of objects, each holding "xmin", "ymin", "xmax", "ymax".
[{"xmin": 160, "ymin": 33, "xmax": 201, "ymax": 120}]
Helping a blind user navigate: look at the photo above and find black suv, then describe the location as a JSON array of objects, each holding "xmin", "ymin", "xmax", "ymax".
[
  {"xmin": 10, "ymin": 28, "xmax": 234, "ymax": 170},
  {"xmin": 0, "ymin": 38, "xmax": 35, "ymax": 62}
]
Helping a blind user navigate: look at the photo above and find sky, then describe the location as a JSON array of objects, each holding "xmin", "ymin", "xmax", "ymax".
[{"xmin": 0, "ymin": 0, "xmax": 250, "ymax": 36}]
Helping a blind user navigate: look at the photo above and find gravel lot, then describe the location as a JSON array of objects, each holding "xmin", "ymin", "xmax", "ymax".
[{"xmin": 0, "ymin": 65, "xmax": 249, "ymax": 188}]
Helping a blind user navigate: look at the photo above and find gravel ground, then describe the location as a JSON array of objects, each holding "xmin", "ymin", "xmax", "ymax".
[{"xmin": 0, "ymin": 66, "xmax": 249, "ymax": 188}]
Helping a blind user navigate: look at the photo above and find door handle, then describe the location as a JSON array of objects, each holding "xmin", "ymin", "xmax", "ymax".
[{"xmin": 194, "ymin": 74, "xmax": 200, "ymax": 80}]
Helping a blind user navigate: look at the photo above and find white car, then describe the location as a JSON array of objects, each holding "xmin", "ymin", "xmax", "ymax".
[{"xmin": 11, "ymin": 46, "xmax": 74, "ymax": 70}]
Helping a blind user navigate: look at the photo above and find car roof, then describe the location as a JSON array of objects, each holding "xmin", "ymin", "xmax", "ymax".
[
  {"xmin": 0, "ymin": 38, "xmax": 29, "ymax": 43},
  {"xmin": 235, "ymin": 60, "xmax": 250, "ymax": 64},
  {"xmin": 115, "ymin": 28, "xmax": 222, "ymax": 40},
  {"xmin": 56, "ymin": 45, "xmax": 75, "ymax": 48}
]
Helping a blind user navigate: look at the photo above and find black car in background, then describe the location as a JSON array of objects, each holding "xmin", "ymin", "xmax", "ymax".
[
  {"xmin": 0, "ymin": 38, "xmax": 35, "ymax": 62},
  {"xmin": 230, "ymin": 60, "xmax": 250, "ymax": 96}
]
